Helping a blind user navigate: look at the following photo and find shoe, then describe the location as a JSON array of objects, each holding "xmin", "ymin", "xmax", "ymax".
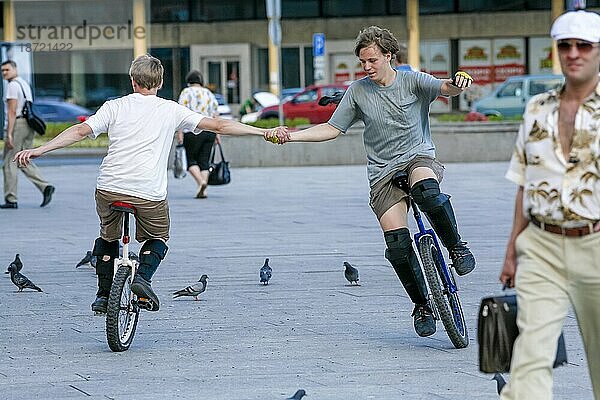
[
  {"xmin": 195, "ymin": 183, "xmax": 207, "ymax": 199},
  {"xmin": 450, "ymin": 241, "xmax": 476, "ymax": 276},
  {"xmin": 91, "ymin": 296, "xmax": 108, "ymax": 314},
  {"xmin": 0, "ymin": 201, "xmax": 18, "ymax": 209},
  {"xmin": 131, "ymin": 275, "xmax": 160, "ymax": 311},
  {"xmin": 412, "ymin": 304, "xmax": 436, "ymax": 337},
  {"xmin": 40, "ymin": 185, "xmax": 55, "ymax": 207}
]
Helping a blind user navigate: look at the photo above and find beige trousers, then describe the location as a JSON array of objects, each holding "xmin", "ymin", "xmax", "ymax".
[
  {"xmin": 500, "ymin": 225, "xmax": 600, "ymax": 400},
  {"xmin": 2, "ymin": 119, "xmax": 48, "ymax": 203}
]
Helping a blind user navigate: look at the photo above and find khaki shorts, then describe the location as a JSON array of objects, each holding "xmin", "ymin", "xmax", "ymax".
[
  {"xmin": 369, "ymin": 156, "xmax": 445, "ymax": 220},
  {"xmin": 95, "ymin": 189, "xmax": 170, "ymax": 242}
]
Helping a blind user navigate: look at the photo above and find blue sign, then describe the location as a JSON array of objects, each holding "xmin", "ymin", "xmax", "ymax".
[{"xmin": 313, "ymin": 33, "xmax": 325, "ymax": 57}]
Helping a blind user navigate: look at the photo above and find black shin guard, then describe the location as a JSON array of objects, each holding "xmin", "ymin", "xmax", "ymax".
[
  {"xmin": 410, "ymin": 178, "xmax": 461, "ymax": 250},
  {"xmin": 137, "ymin": 239, "xmax": 168, "ymax": 282},
  {"xmin": 384, "ymin": 228, "xmax": 428, "ymax": 305},
  {"xmin": 92, "ymin": 237, "xmax": 120, "ymax": 296}
]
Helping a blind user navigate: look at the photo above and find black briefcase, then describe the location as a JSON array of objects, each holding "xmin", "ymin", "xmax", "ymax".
[{"xmin": 478, "ymin": 294, "xmax": 567, "ymax": 373}]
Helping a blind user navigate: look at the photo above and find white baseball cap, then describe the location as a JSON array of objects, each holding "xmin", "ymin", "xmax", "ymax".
[{"xmin": 551, "ymin": 10, "xmax": 600, "ymax": 43}]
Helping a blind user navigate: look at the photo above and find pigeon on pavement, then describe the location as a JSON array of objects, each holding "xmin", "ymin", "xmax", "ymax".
[
  {"xmin": 75, "ymin": 251, "xmax": 96, "ymax": 268},
  {"xmin": 287, "ymin": 389, "xmax": 307, "ymax": 400},
  {"xmin": 128, "ymin": 251, "xmax": 140, "ymax": 263},
  {"xmin": 6, "ymin": 253, "xmax": 23, "ymax": 274},
  {"xmin": 492, "ymin": 373, "xmax": 506, "ymax": 394},
  {"xmin": 7, "ymin": 261, "xmax": 42, "ymax": 292},
  {"xmin": 173, "ymin": 274, "xmax": 209, "ymax": 301},
  {"xmin": 344, "ymin": 261, "xmax": 359, "ymax": 285},
  {"xmin": 260, "ymin": 258, "xmax": 272, "ymax": 285}
]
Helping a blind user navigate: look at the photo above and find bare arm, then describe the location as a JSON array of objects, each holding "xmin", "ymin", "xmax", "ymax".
[
  {"xmin": 440, "ymin": 80, "xmax": 464, "ymax": 97},
  {"xmin": 500, "ymin": 186, "xmax": 529, "ymax": 288},
  {"xmin": 5, "ymin": 98, "xmax": 18, "ymax": 149},
  {"xmin": 197, "ymin": 116, "xmax": 277, "ymax": 137},
  {"xmin": 440, "ymin": 71, "xmax": 473, "ymax": 97},
  {"xmin": 13, "ymin": 123, "xmax": 92, "ymax": 167},
  {"xmin": 287, "ymin": 123, "xmax": 341, "ymax": 142}
]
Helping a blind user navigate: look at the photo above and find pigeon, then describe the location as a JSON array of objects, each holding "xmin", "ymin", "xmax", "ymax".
[
  {"xmin": 173, "ymin": 274, "xmax": 209, "ymax": 301},
  {"xmin": 287, "ymin": 389, "xmax": 307, "ymax": 400},
  {"xmin": 6, "ymin": 253, "xmax": 23, "ymax": 274},
  {"xmin": 127, "ymin": 251, "xmax": 140, "ymax": 263},
  {"xmin": 7, "ymin": 262, "xmax": 42, "ymax": 292},
  {"xmin": 75, "ymin": 251, "xmax": 96, "ymax": 268},
  {"xmin": 344, "ymin": 261, "xmax": 359, "ymax": 285},
  {"xmin": 259, "ymin": 258, "xmax": 272, "ymax": 285},
  {"xmin": 492, "ymin": 373, "xmax": 507, "ymax": 394}
]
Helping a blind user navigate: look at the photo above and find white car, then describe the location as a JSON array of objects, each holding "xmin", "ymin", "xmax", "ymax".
[{"xmin": 214, "ymin": 93, "xmax": 233, "ymax": 120}]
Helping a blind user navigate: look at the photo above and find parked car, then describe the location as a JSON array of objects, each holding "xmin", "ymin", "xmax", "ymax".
[
  {"xmin": 473, "ymin": 74, "xmax": 564, "ymax": 117},
  {"xmin": 32, "ymin": 100, "xmax": 93, "ymax": 123},
  {"xmin": 257, "ymin": 84, "xmax": 348, "ymax": 124},
  {"xmin": 214, "ymin": 93, "xmax": 233, "ymax": 120}
]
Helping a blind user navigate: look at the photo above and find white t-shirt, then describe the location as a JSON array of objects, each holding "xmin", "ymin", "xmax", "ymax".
[
  {"xmin": 84, "ymin": 93, "xmax": 204, "ymax": 201},
  {"xmin": 5, "ymin": 77, "xmax": 33, "ymax": 118}
]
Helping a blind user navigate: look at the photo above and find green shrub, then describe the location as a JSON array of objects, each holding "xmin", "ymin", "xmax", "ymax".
[
  {"xmin": 248, "ymin": 117, "xmax": 311, "ymax": 128},
  {"xmin": 0, "ymin": 122, "xmax": 109, "ymax": 151}
]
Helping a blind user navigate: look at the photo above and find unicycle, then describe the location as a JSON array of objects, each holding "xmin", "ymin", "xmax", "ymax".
[
  {"xmin": 392, "ymin": 171, "xmax": 469, "ymax": 349},
  {"xmin": 105, "ymin": 201, "xmax": 143, "ymax": 352}
]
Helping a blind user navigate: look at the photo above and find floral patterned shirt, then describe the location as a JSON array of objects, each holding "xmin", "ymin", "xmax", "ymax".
[
  {"xmin": 177, "ymin": 86, "xmax": 218, "ymax": 132},
  {"xmin": 506, "ymin": 82, "xmax": 600, "ymax": 227}
]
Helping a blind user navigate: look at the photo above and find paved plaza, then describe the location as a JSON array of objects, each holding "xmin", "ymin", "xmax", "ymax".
[{"xmin": 0, "ymin": 160, "xmax": 594, "ymax": 399}]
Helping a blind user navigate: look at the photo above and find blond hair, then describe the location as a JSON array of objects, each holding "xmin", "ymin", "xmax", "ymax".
[
  {"xmin": 129, "ymin": 54, "xmax": 163, "ymax": 90},
  {"xmin": 354, "ymin": 26, "xmax": 400, "ymax": 57}
]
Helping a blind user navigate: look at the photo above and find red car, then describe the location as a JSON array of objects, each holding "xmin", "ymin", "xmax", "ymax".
[{"xmin": 257, "ymin": 84, "xmax": 348, "ymax": 124}]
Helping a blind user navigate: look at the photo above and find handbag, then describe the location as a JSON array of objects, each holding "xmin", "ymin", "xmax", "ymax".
[
  {"xmin": 16, "ymin": 81, "xmax": 46, "ymax": 135},
  {"xmin": 478, "ymin": 292, "xmax": 568, "ymax": 373},
  {"xmin": 173, "ymin": 144, "xmax": 187, "ymax": 179},
  {"xmin": 208, "ymin": 142, "xmax": 231, "ymax": 185}
]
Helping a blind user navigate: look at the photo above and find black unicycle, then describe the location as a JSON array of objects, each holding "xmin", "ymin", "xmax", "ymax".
[
  {"xmin": 392, "ymin": 171, "xmax": 469, "ymax": 349},
  {"xmin": 105, "ymin": 201, "xmax": 147, "ymax": 352}
]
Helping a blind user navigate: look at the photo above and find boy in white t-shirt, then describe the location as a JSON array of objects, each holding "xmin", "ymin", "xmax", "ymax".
[{"xmin": 14, "ymin": 54, "xmax": 285, "ymax": 314}]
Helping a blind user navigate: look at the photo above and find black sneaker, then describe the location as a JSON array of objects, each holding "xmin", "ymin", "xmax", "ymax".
[
  {"xmin": 412, "ymin": 304, "xmax": 436, "ymax": 337},
  {"xmin": 0, "ymin": 201, "xmax": 18, "ymax": 209},
  {"xmin": 131, "ymin": 275, "xmax": 160, "ymax": 311},
  {"xmin": 40, "ymin": 185, "xmax": 55, "ymax": 207},
  {"xmin": 450, "ymin": 241, "xmax": 476, "ymax": 276},
  {"xmin": 91, "ymin": 296, "xmax": 108, "ymax": 314}
]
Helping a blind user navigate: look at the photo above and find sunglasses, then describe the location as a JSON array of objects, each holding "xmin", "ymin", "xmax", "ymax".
[{"xmin": 557, "ymin": 40, "xmax": 599, "ymax": 52}]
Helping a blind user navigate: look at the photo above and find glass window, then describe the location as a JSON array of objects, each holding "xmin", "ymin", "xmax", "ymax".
[
  {"xmin": 459, "ymin": 0, "xmax": 525, "ymax": 12},
  {"xmin": 150, "ymin": 47, "xmax": 190, "ymax": 101},
  {"xmin": 282, "ymin": 48, "xmax": 300, "ymax": 89},
  {"xmin": 294, "ymin": 89, "xmax": 317, "ymax": 103},
  {"xmin": 282, "ymin": 0, "xmax": 319, "ymax": 18},
  {"xmin": 529, "ymin": 79, "xmax": 562, "ymax": 96},
  {"xmin": 323, "ymin": 0, "xmax": 385, "ymax": 17},
  {"xmin": 151, "ymin": 0, "xmax": 190, "ymax": 22},
  {"xmin": 304, "ymin": 47, "xmax": 314, "ymax": 87},
  {"xmin": 498, "ymin": 81, "xmax": 523, "ymax": 97},
  {"xmin": 257, "ymin": 48, "xmax": 270, "ymax": 91},
  {"xmin": 391, "ymin": 0, "xmax": 454, "ymax": 14},
  {"xmin": 192, "ymin": 0, "xmax": 263, "ymax": 21}
]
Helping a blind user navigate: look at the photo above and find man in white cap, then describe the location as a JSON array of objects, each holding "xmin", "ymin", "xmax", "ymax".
[{"xmin": 499, "ymin": 10, "xmax": 600, "ymax": 400}]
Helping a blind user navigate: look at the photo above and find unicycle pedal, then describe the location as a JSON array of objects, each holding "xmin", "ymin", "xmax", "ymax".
[{"xmin": 136, "ymin": 297, "xmax": 157, "ymax": 311}]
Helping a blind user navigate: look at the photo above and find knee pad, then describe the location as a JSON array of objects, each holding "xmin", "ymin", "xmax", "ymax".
[
  {"xmin": 137, "ymin": 239, "xmax": 168, "ymax": 281},
  {"xmin": 92, "ymin": 237, "xmax": 119, "ymax": 277},
  {"xmin": 410, "ymin": 178, "xmax": 450, "ymax": 212},
  {"xmin": 384, "ymin": 228, "xmax": 428, "ymax": 305}
]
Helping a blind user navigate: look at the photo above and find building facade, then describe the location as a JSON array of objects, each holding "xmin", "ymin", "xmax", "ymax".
[{"xmin": 2, "ymin": 0, "xmax": 598, "ymax": 113}]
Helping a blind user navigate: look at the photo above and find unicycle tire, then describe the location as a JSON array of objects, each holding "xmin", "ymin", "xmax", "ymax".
[
  {"xmin": 106, "ymin": 265, "xmax": 140, "ymax": 352},
  {"xmin": 418, "ymin": 235, "xmax": 469, "ymax": 349}
]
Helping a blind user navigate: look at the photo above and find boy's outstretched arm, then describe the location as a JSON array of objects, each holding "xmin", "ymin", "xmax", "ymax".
[
  {"xmin": 197, "ymin": 117, "xmax": 287, "ymax": 139},
  {"xmin": 13, "ymin": 123, "xmax": 92, "ymax": 167},
  {"xmin": 265, "ymin": 122, "xmax": 341, "ymax": 144}
]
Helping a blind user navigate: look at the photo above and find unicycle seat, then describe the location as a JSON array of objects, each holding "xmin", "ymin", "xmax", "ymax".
[
  {"xmin": 391, "ymin": 171, "xmax": 410, "ymax": 192},
  {"xmin": 110, "ymin": 201, "xmax": 137, "ymax": 214}
]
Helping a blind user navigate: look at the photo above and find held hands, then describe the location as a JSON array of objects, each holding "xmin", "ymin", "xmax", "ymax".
[
  {"xmin": 264, "ymin": 126, "xmax": 290, "ymax": 145},
  {"xmin": 451, "ymin": 71, "xmax": 473, "ymax": 90}
]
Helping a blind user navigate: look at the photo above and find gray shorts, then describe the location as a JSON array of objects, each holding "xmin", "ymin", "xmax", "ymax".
[
  {"xmin": 95, "ymin": 189, "xmax": 170, "ymax": 242},
  {"xmin": 369, "ymin": 156, "xmax": 445, "ymax": 220}
]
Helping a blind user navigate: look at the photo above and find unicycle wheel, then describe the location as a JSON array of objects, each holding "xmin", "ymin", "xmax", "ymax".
[
  {"xmin": 418, "ymin": 235, "xmax": 469, "ymax": 349},
  {"xmin": 106, "ymin": 265, "xmax": 140, "ymax": 352}
]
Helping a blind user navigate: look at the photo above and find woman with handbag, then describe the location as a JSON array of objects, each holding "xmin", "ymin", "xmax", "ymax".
[{"xmin": 176, "ymin": 70, "xmax": 219, "ymax": 199}]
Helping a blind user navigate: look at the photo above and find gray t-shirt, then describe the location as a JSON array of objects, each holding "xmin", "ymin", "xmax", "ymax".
[{"xmin": 328, "ymin": 71, "xmax": 443, "ymax": 185}]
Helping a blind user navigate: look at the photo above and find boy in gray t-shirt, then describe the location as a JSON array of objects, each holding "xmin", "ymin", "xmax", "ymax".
[{"xmin": 267, "ymin": 26, "xmax": 475, "ymax": 339}]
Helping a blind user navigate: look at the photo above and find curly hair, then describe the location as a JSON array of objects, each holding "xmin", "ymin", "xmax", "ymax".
[{"xmin": 354, "ymin": 26, "xmax": 400, "ymax": 57}]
